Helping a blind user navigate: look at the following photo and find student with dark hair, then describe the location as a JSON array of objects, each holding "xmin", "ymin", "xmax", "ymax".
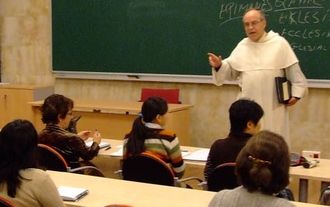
[
  {"xmin": 208, "ymin": 130, "xmax": 293, "ymax": 207},
  {"xmin": 204, "ymin": 99, "xmax": 264, "ymax": 180},
  {"xmin": 123, "ymin": 96, "xmax": 185, "ymax": 178},
  {"xmin": 39, "ymin": 94, "xmax": 101, "ymax": 169},
  {"xmin": 0, "ymin": 119, "xmax": 64, "ymax": 207}
]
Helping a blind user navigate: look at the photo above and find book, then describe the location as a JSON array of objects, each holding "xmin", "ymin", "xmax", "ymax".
[
  {"xmin": 85, "ymin": 140, "xmax": 111, "ymax": 149},
  {"xmin": 57, "ymin": 186, "xmax": 89, "ymax": 201},
  {"xmin": 275, "ymin": 76, "xmax": 292, "ymax": 104}
]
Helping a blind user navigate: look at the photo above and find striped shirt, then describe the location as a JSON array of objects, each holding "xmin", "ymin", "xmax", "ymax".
[{"xmin": 123, "ymin": 122, "xmax": 185, "ymax": 177}]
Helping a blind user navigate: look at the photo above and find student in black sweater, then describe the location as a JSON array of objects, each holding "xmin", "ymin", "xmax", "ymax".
[{"xmin": 204, "ymin": 99, "xmax": 264, "ymax": 180}]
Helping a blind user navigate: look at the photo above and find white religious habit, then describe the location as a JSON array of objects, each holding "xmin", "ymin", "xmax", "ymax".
[{"xmin": 212, "ymin": 31, "xmax": 307, "ymax": 145}]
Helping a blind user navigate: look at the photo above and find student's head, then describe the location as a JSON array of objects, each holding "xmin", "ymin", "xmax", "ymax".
[
  {"xmin": 41, "ymin": 94, "xmax": 74, "ymax": 128},
  {"xmin": 0, "ymin": 119, "xmax": 38, "ymax": 197},
  {"xmin": 229, "ymin": 99, "xmax": 264, "ymax": 135},
  {"xmin": 243, "ymin": 8, "xmax": 267, "ymax": 42},
  {"xmin": 141, "ymin": 96, "xmax": 168, "ymax": 126},
  {"xmin": 236, "ymin": 130, "xmax": 290, "ymax": 195}
]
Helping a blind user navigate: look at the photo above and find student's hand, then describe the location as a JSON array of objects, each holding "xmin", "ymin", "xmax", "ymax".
[
  {"xmin": 92, "ymin": 130, "xmax": 101, "ymax": 144},
  {"xmin": 207, "ymin": 53, "xmax": 222, "ymax": 69},
  {"xmin": 286, "ymin": 97, "xmax": 299, "ymax": 106},
  {"xmin": 78, "ymin": 130, "xmax": 92, "ymax": 141}
]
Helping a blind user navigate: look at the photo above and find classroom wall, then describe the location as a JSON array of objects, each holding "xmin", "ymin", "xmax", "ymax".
[{"xmin": 1, "ymin": 0, "xmax": 330, "ymax": 157}]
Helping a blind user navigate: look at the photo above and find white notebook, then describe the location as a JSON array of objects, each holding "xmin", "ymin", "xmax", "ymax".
[
  {"xmin": 58, "ymin": 186, "xmax": 89, "ymax": 201},
  {"xmin": 85, "ymin": 140, "xmax": 111, "ymax": 149}
]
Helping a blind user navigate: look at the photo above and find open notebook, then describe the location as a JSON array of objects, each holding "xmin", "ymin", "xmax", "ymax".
[
  {"xmin": 58, "ymin": 186, "xmax": 89, "ymax": 201},
  {"xmin": 85, "ymin": 139, "xmax": 110, "ymax": 149}
]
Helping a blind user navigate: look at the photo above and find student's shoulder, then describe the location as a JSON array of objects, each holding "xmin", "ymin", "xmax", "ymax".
[
  {"xmin": 158, "ymin": 129, "xmax": 177, "ymax": 140},
  {"xmin": 210, "ymin": 137, "xmax": 229, "ymax": 147},
  {"xmin": 159, "ymin": 129, "xmax": 176, "ymax": 136},
  {"xmin": 20, "ymin": 168, "xmax": 51, "ymax": 181}
]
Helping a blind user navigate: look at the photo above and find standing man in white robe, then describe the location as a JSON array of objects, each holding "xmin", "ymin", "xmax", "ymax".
[{"xmin": 208, "ymin": 8, "xmax": 307, "ymax": 145}]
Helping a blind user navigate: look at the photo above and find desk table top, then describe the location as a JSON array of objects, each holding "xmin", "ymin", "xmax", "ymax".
[
  {"xmin": 48, "ymin": 170, "xmax": 326, "ymax": 207},
  {"xmin": 290, "ymin": 159, "xmax": 330, "ymax": 182},
  {"xmin": 48, "ymin": 170, "xmax": 215, "ymax": 207},
  {"xmin": 30, "ymin": 100, "xmax": 193, "ymax": 114}
]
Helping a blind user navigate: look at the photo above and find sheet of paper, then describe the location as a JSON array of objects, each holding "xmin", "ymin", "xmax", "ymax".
[
  {"xmin": 183, "ymin": 149, "xmax": 210, "ymax": 161},
  {"xmin": 110, "ymin": 147, "xmax": 190, "ymax": 157},
  {"xmin": 181, "ymin": 151, "xmax": 190, "ymax": 157},
  {"xmin": 110, "ymin": 147, "xmax": 123, "ymax": 157}
]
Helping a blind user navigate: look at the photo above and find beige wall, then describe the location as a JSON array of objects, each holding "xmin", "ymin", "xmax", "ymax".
[{"xmin": 1, "ymin": 0, "xmax": 330, "ymax": 156}]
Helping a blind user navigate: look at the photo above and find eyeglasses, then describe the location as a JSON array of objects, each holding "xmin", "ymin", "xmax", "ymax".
[{"xmin": 243, "ymin": 19, "xmax": 263, "ymax": 28}]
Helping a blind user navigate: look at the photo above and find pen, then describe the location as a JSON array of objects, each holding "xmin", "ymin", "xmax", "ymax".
[
  {"xmin": 181, "ymin": 149, "xmax": 189, "ymax": 152},
  {"xmin": 104, "ymin": 146, "xmax": 111, "ymax": 151}
]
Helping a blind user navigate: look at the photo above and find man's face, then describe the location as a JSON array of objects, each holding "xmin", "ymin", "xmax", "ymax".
[{"xmin": 243, "ymin": 10, "xmax": 266, "ymax": 42}]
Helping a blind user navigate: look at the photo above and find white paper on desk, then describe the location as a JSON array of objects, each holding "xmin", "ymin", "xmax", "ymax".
[
  {"xmin": 181, "ymin": 151, "xmax": 190, "ymax": 157},
  {"xmin": 58, "ymin": 186, "xmax": 89, "ymax": 201},
  {"xmin": 110, "ymin": 147, "xmax": 188, "ymax": 157},
  {"xmin": 183, "ymin": 149, "xmax": 210, "ymax": 161},
  {"xmin": 110, "ymin": 148, "xmax": 123, "ymax": 157},
  {"xmin": 85, "ymin": 140, "xmax": 110, "ymax": 149}
]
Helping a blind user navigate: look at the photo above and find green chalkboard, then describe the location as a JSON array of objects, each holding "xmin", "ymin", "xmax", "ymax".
[{"xmin": 52, "ymin": 0, "xmax": 330, "ymax": 80}]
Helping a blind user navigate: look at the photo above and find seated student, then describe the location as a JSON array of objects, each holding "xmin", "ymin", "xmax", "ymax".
[
  {"xmin": 204, "ymin": 99, "xmax": 264, "ymax": 180},
  {"xmin": 123, "ymin": 96, "xmax": 185, "ymax": 178},
  {"xmin": 0, "ymin": 119, "xmax": 64, "ymax": 207},
  {"xmin": 38, "ymin": 94, "xmax": 101, "ymax": 169},
  {"xmin": 208, "ymin": 130, "xmax": 294, "ymax": 207}
]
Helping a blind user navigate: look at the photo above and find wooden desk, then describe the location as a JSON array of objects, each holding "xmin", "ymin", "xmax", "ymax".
[
  {"xmin": 47, "ymin": 171, "xmax": 326, "ymax": 207},
  {"xmin": 48, "ymin": 170, "xmax": 215, "ymax": 207},
  {"xmin": 98, "ymin": 139, "xmax": 207, "ymax": 162},
  {"xmin": 290, "ymin": 159, "xmax": 330, "ymax": 202},
  {"xmin": 98, "ymin": 139, "xmax": 330, "ymax": 204},
  {"xmin": 30, "ymin": 100, "xmax": 193, "ymax": 145},
  {"xmin": 94, "ymin": 139, "xmax": 206, "ymax": 180},
  {"xmin": 0, "ymin": 84, "xmax": 53, "ymax": 128}
]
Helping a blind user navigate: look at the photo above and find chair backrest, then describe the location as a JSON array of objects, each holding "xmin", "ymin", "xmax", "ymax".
[
  {"xmin": 37, "ymin": 144, "xmax": 69, "ymax": 172},
  {"xmin": 207, "ymin": 162, "xmax": 238, "ymax": 192},
  {"xmin": 276, "ymin": 187, "xmax": 295, "ymax": 201},
  {"xmin": 320, "ymin": 186, "xmax": 330, "ymax": 205},
  {"xmin": 140, "ymin": 88, "xmax": 181, "ymax": 104},
  {"xmin": 122, "ymin": 152, "xmax": 175, "ymax": 186},
  {"xmin": 0, "ymin": 196, "xmax": 16, "ymax": 207}
]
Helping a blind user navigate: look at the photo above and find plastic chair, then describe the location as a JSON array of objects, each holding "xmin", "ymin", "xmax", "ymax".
[
  {"xmin": 0, "ymin": 196, "xmax": 15, "ymax": 207},
  {"xmin": 140, "ymin": 88, "xmax": 181, "ymax": 104},
  {"xmin": 122, "ymin": 152, "xmax": 202, "ymax": 187},
  {"xmin": 37, "ymin": 144, "xmax": 104, "ymax": 177},
  {"xmin": 207, "ymin": 162, "xmax": 238, "ymax": 192}
]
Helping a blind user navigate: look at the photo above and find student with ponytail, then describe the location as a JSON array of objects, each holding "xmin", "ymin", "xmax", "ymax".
[{"xmin": 123, "ymin": 96, "xmax": 185, "ymax": 178}]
